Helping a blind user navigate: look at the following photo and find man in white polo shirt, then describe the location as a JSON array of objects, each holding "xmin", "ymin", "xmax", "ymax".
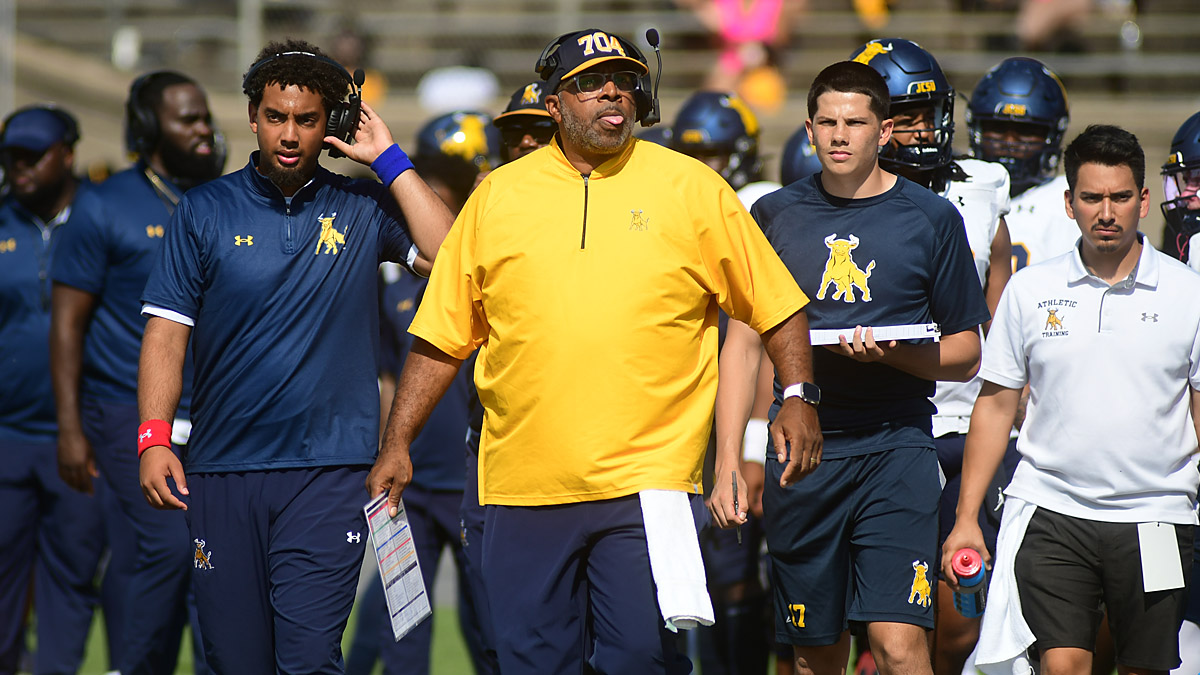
[{"xmin": 943, "ymin": 124, "xmax": 1200, "ymax": 675}]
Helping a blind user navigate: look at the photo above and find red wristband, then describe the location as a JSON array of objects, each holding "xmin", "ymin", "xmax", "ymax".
[{"xmin": 137, "ymin": 419, "xmax": 172, "ymax": 458}]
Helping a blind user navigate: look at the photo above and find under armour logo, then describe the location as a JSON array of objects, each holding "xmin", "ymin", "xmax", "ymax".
[
  {"xmin": 956, "ymin": 196, "xmax": 965, "ymax": 207},
  {"xmin": 234, "ymin": 235, "xmax": 254, "ymax": 246},
  {"xmin": 346, "ymin": 531, "xmax": 360, "ymax": 543},
  {"xmin": 1141, "ymin": 312, "xmax": 1159, "ymax": 322},
  {"xmin": 138, "ymin": 429, "xmax": 152, "ymax": 443}
]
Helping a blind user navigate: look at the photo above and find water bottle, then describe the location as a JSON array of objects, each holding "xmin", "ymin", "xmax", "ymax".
[{"xmin": 951, "ymin": 548, "xmax": 987, "ymax": 618}]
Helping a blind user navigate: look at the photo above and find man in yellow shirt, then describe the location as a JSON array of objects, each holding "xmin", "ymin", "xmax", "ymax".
[{"xmin": 369, "ymin": 28, "xmax": 819, "ymax": 673}]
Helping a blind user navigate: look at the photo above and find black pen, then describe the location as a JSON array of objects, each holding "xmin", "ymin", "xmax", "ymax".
[{"xmin": 732, "ymin": 470, "xmax": 742, "ymax": 545}]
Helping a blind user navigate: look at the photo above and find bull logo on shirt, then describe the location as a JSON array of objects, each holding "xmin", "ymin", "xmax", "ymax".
[
  {"xmin": 315, "ymin": 213, "xmax": 346, "ymax": 255},
  {"xmin": 1044, "ymin": 308, "xmax": 1064, "ymax": 331},
  {"xmin": 194, "ymin": 539, "xmax": 215, "ymax": 570},
  {"xmin": 852, "ymin": 41, "xmax": 893, "ymax": 66},
  {"xmin": 908, "ymin": 560, "xmax": 932, "ymax": 608},
  {"xmin": 520, "ymin": 83, "xmax": 542, "ymax": 105},
  {"xmin": 630, "ymin": 210, "xmax": 649, "ymax": 231},
  {"xmin": 817, "ymin": 234, "xmax": 875, "ymax": 303}
]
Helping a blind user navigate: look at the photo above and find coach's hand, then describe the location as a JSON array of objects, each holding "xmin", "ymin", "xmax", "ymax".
[
  {"xmin": 367, "ymin": 445, "xmax": 413, "ymax": 518},
  {"xmin": 827, "ymin": 326, "xmax": 897, "ymax": 363},
  {"xmin": 58, "ymin": 428, "xmax": 98, "ymax": 494},
  {"xmin": 708, "ymin": 462, "xmax": 747, "ymax": 529},
  {"xmin": 940, "ymin": 521, "xmax": 990, "ymax": 591},
  {"xmin": 325, "ymin": 100, "xmax": 395, "ymax": 166},
  {"xmin": 140, "ymin": 445, "xmax": 188, "ymax": 510},
  {"xmin": 776, "ymin": 398, "xmax": 822, "ymax": 487}
]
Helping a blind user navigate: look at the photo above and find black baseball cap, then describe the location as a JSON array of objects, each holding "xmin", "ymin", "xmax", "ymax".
[
  {"xmin": 538, "ymin": 29, "xmax": 647, "ymax": 94},
  {"xmin": 494, "ymin": 82, "xmax": 554, "ymax": 128},
  {"xmin": 1, "ymin": 107, "xmax": 78, "ymax": 152}
]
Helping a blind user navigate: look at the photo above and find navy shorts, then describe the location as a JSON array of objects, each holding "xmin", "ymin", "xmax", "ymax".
[
  {"xmin": 187, "ymin": 466, "xmax": 368, "ymax": 673},
  {"xmin": 482, "ymin": 494, "xmax": 693, "ymax": 675},
  {"xmin": 764, "ymin": 447, "xmax": 940, "ymax": 646}
]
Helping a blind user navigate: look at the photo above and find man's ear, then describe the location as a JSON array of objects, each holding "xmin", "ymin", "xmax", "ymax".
[
  {"xmin": 545, "ymin": 94, "xmax": 562, "ymax": 125},
  {"xmin": 878, "ymin": 118, "xmax": 894, "ymax": 147},
  {"xmin": 1063, "ymin": 189, "xmax": 1075, "ymax": 220},
  {"xmin": 248, "ymin": 102, "xmax": 258, "ymax": 133}
]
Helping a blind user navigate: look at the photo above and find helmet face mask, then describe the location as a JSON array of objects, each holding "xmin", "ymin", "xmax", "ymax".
[
  {"xmin": 966, "ymin": 57, "xmax": 1069, "ymax": 195},
  {"xmin": 670, "ymin": 91, "xmax": 762, "ymax": 190},
  {"xmin": 885, "ymin": 98, "xmax": 955, "ymax": 172},
  {"xmin": 1160, "ymin": 111, "xmax": 1200, "ymax": 261}
]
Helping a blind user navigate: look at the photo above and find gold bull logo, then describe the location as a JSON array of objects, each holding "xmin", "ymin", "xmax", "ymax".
[
  {"xmin": 194, "ymin": 539, "xmax": 214, "ymax": 570},
  {"xmin": 1045, "ymin": 308, "xmax": 1064, "ymax": 330},
  {"xmin": 817, "ymin": 234, "xmax": 875, "ymax": 303},
  {"xmin": 853, "ymin": 41, "xmax": 893, "ymax": 66},
  {"xmin": 520, "ymin": 83, "xmax": 541, "ymax": 105},
  {"xmin": 315, "ymin": 214, "xmax": 346, "ymax": 255},
  {"xmin": 908, "ymin": 560, "xmax": 932, "ymax": 608}
]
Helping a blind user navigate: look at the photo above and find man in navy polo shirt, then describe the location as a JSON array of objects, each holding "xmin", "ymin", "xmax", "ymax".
[
  {"xmin": 50, "ymin": 70, "xmax": 220, "ymax": 675},
  {"xmin": 136, "ymin": 40, "xmax": 452, "ymax": 672},
  {"xmin": 0, "ymin": 105, "xmax": 107, "ymax": 674}
]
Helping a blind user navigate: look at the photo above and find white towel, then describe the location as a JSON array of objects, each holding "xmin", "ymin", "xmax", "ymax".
[
  {"xmin": 639, "ymin": 490, "xmax": 715, "ymax": 632},
  {"xmin": 976, "ymin": 495, "xmax": 1038, "ymax": 675}
]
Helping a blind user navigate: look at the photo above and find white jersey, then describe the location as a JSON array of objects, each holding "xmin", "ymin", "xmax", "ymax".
[
  {"xmin": 1189, "ymin": 232, "xmax": 1200, "ymax": 272},
  {"xmin": 1005, "ymin": 174, "xmax": 1079, "ymax": 274},
  {"xmin": 737, "ymin": 180, "xmax": 782, "ymax": 211},
  {"xmin": 932, "ymin": 159, "xmax": 1010, "ymax": 435}
]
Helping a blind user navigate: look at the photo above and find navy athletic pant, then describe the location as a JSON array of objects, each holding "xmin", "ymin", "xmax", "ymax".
[
  {"xmin": 0, "ymin": 439, "xmax": 104, "ymax": 674},
  {"xmin": 187, "ymin": 466, "xmax": 368, "ymax": 673},
  {"xmin": 83, "ymin": 399, "xmax": 205, "ymax": 675},
  {"xmin": 483, "ymin": 494, "xmax": 693, "ymax": 675}
]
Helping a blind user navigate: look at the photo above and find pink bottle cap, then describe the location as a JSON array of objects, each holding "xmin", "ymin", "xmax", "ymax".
[{"xmin": 951, "ymin": 548, "xmax": 983, "ymax": 578}]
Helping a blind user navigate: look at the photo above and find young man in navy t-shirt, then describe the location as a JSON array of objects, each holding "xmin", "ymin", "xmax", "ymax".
[
  {"xmin": 136, "ymin": 40, "xmax": 452, "ymax": 672},
  {"xmin": 712, "ymin": 61, "xmax": 988, "ymax": 675}
]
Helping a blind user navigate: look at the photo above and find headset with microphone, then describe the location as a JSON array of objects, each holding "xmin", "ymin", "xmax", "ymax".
[
  {"xmin": 242, "ymin": 51, "xmax": 366, "ymax": 158},
  {"xmin": 535, "ymin": 28, "xmax": 664, "ymax": 127}
]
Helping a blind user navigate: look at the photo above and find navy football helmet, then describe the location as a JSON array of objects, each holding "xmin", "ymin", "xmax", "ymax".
[
  {"xmin": 415, "ymin": 111, "xmax": 501, "ymax": 172},
  {"xmin": 780, "ymin": 126, "xmax": 822, "ymax": 185},
  {"xmin": 1161, "ymin": 111, "xmax": 1200, "ymax": 262},
  {"xmin": 850, "ymin": 38, "xmax": 954, "ymax": 173},
  {"xmin": 670, "ymin": 91, "xmax": 762, "ymax": 190},
  {"xmin": 636, "ymin": 125, "xmax": 673, "ymax": 147},
  {"xmin": 966, "ymin": 57, "xmax": 1069, "ymax": 196}
]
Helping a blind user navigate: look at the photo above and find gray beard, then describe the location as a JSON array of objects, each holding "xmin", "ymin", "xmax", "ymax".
[{"xmin": 559, "ymin": 101, "xmax": 633, "ymax": 157}]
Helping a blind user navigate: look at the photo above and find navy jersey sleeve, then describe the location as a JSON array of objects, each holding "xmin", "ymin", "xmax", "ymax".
[
  {"xmin": 142, "ymin": 197, "xmax": 205, "ymax": 320},
  {"xmin": 371, "ymin": 183, "xmax": 417, "ymax": 272},
  {"xmin": 51, "ymin": 191, "xmax": 109, "ymax": 294},
  {"xmin": 927, "ymin": 202, "xmax": 991, "ymax": 335}
]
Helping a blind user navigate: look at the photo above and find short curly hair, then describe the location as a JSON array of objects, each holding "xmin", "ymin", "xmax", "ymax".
[{"xmin": 242, "ymin": 38, "xmax": 349, "ymax": 116}]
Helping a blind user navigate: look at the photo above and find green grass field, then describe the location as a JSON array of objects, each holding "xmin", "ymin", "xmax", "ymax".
[{"xmin": 70, "ymin": 604, "xmax": 474, "ymax": 674}]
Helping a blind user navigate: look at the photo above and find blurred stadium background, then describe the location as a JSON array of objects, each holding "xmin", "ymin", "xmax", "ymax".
[
  {"xmin": 4, "ymin": 0, "xmax": 1199, "ymax": 246},
  {"xmin": 4, "ymin": 1, "xmax": 1198, "ymax": 671}
]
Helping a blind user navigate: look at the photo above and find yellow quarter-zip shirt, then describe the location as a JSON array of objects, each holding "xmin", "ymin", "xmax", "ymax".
[{"xmin": 410, "ymin": 137, "xmax": 807, "ymax": 505}]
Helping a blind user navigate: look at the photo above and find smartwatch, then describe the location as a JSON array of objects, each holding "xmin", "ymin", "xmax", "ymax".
[{"xmin": 783, "ymin": 382, "xmax": 820, "ymax": 406}]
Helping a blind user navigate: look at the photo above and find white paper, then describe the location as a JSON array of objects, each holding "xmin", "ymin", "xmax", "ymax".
[
  {"xmin": 809, "ymin": 323, "xmax": 941, "ymax": 346},
  {"xmin": 1137, "ymin": 522, "xmax": 1185, "ymax": 593},
  {"xmin": 364, "ymin": 493, "xmax": 433, "ymax": 641}
]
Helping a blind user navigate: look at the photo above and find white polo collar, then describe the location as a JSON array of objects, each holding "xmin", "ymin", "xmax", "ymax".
[{"xmin": 1067, "ymin": 232, "xmax": 1158, "ymax": 290}]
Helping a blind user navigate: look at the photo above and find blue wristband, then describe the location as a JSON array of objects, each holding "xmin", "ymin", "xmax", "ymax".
[{"xmin": 371, "ymin": 144, "xmax": 414, "ymax": 187}]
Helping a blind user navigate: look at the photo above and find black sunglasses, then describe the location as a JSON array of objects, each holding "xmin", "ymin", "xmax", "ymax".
[{"xmin": 563, "ymin": 71, "xmax": 640, "ymax": 94}]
